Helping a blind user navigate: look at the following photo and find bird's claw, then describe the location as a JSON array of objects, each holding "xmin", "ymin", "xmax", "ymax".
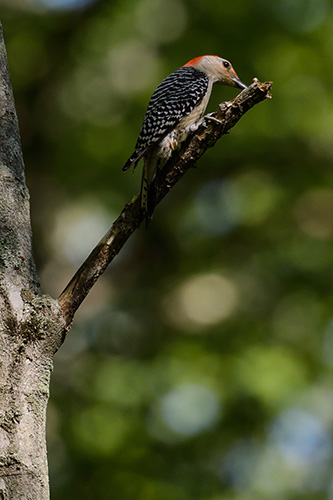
[{"xmin": 204, "ymin": 112, "xmax": 223, "ymax": 125}]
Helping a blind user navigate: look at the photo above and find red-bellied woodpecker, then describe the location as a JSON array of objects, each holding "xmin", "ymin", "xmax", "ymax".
[{"xmin": 122, "ymin": 55, "xmax": 247, "ymax": 224}]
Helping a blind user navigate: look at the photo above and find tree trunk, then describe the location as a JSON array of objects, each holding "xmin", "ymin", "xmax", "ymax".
[{"xmin": 0, "ymin": 24, "xmax": 65, "ymax": 499}]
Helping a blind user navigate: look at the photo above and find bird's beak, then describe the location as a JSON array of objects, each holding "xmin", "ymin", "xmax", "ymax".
[{"xmin": 232, "ymin": 75, "xmax": 248, "ymax": 90}]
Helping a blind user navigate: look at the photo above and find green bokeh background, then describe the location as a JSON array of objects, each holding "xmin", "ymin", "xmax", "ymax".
[{"xmin": 2, "ymin": 0, "xmax": 333, "ymax": 498}]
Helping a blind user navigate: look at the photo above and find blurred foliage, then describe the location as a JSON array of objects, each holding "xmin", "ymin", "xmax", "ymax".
[{"xmin": 2, "ymin": 0, "xmax": 333, "ymax": 498}]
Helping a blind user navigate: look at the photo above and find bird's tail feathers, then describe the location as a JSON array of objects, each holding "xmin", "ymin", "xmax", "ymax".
[
  {"xmin": 141, "ymin": 154, "xmax": 159, "ymax": 227},
  {"xmin": 122, "ymin": 154, "xmax": 139, "ymax": 172},
  {"xmin": 122, "ymin": 147, "xmax": 148, "ymax": 172}
]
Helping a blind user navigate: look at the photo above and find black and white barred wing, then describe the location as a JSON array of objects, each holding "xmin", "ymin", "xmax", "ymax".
[{"xmin": 122, "ymin": 66, "xmax": 209, "ymax": 172}]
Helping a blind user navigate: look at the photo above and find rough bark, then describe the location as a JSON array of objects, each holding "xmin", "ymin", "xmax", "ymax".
[
  {"xmin": 0, "ymin": 24, "xmax": 65, "ymax": 499},
  {"xmin": 0, "ymin": 18, "xmax": 272, "ymax": 499}
]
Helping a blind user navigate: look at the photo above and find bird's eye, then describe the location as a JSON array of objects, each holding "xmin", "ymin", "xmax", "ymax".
[{"xmin": 223, "ymin": 60, "xmax": 230, "ymax": 69}]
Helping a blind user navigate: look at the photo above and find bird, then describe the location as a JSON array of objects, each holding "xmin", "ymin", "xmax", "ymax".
[{"xmin": 122, "ymin": 55, "xmax": 247, "ymax": 224}]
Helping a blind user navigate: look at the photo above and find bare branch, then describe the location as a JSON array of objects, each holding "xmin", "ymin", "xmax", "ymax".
[{"xmin": 58, "ymin": 79, "xmax": 272, "ymax": 326}]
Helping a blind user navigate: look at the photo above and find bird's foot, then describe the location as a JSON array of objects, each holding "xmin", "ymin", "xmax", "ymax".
[
  {"xmin": 168, "ymin": 137, "xmax": 178, "ymax": 150},
  {"xmin": 204, "ymin": 112, "xmax": 223, "ymax": 125}
]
